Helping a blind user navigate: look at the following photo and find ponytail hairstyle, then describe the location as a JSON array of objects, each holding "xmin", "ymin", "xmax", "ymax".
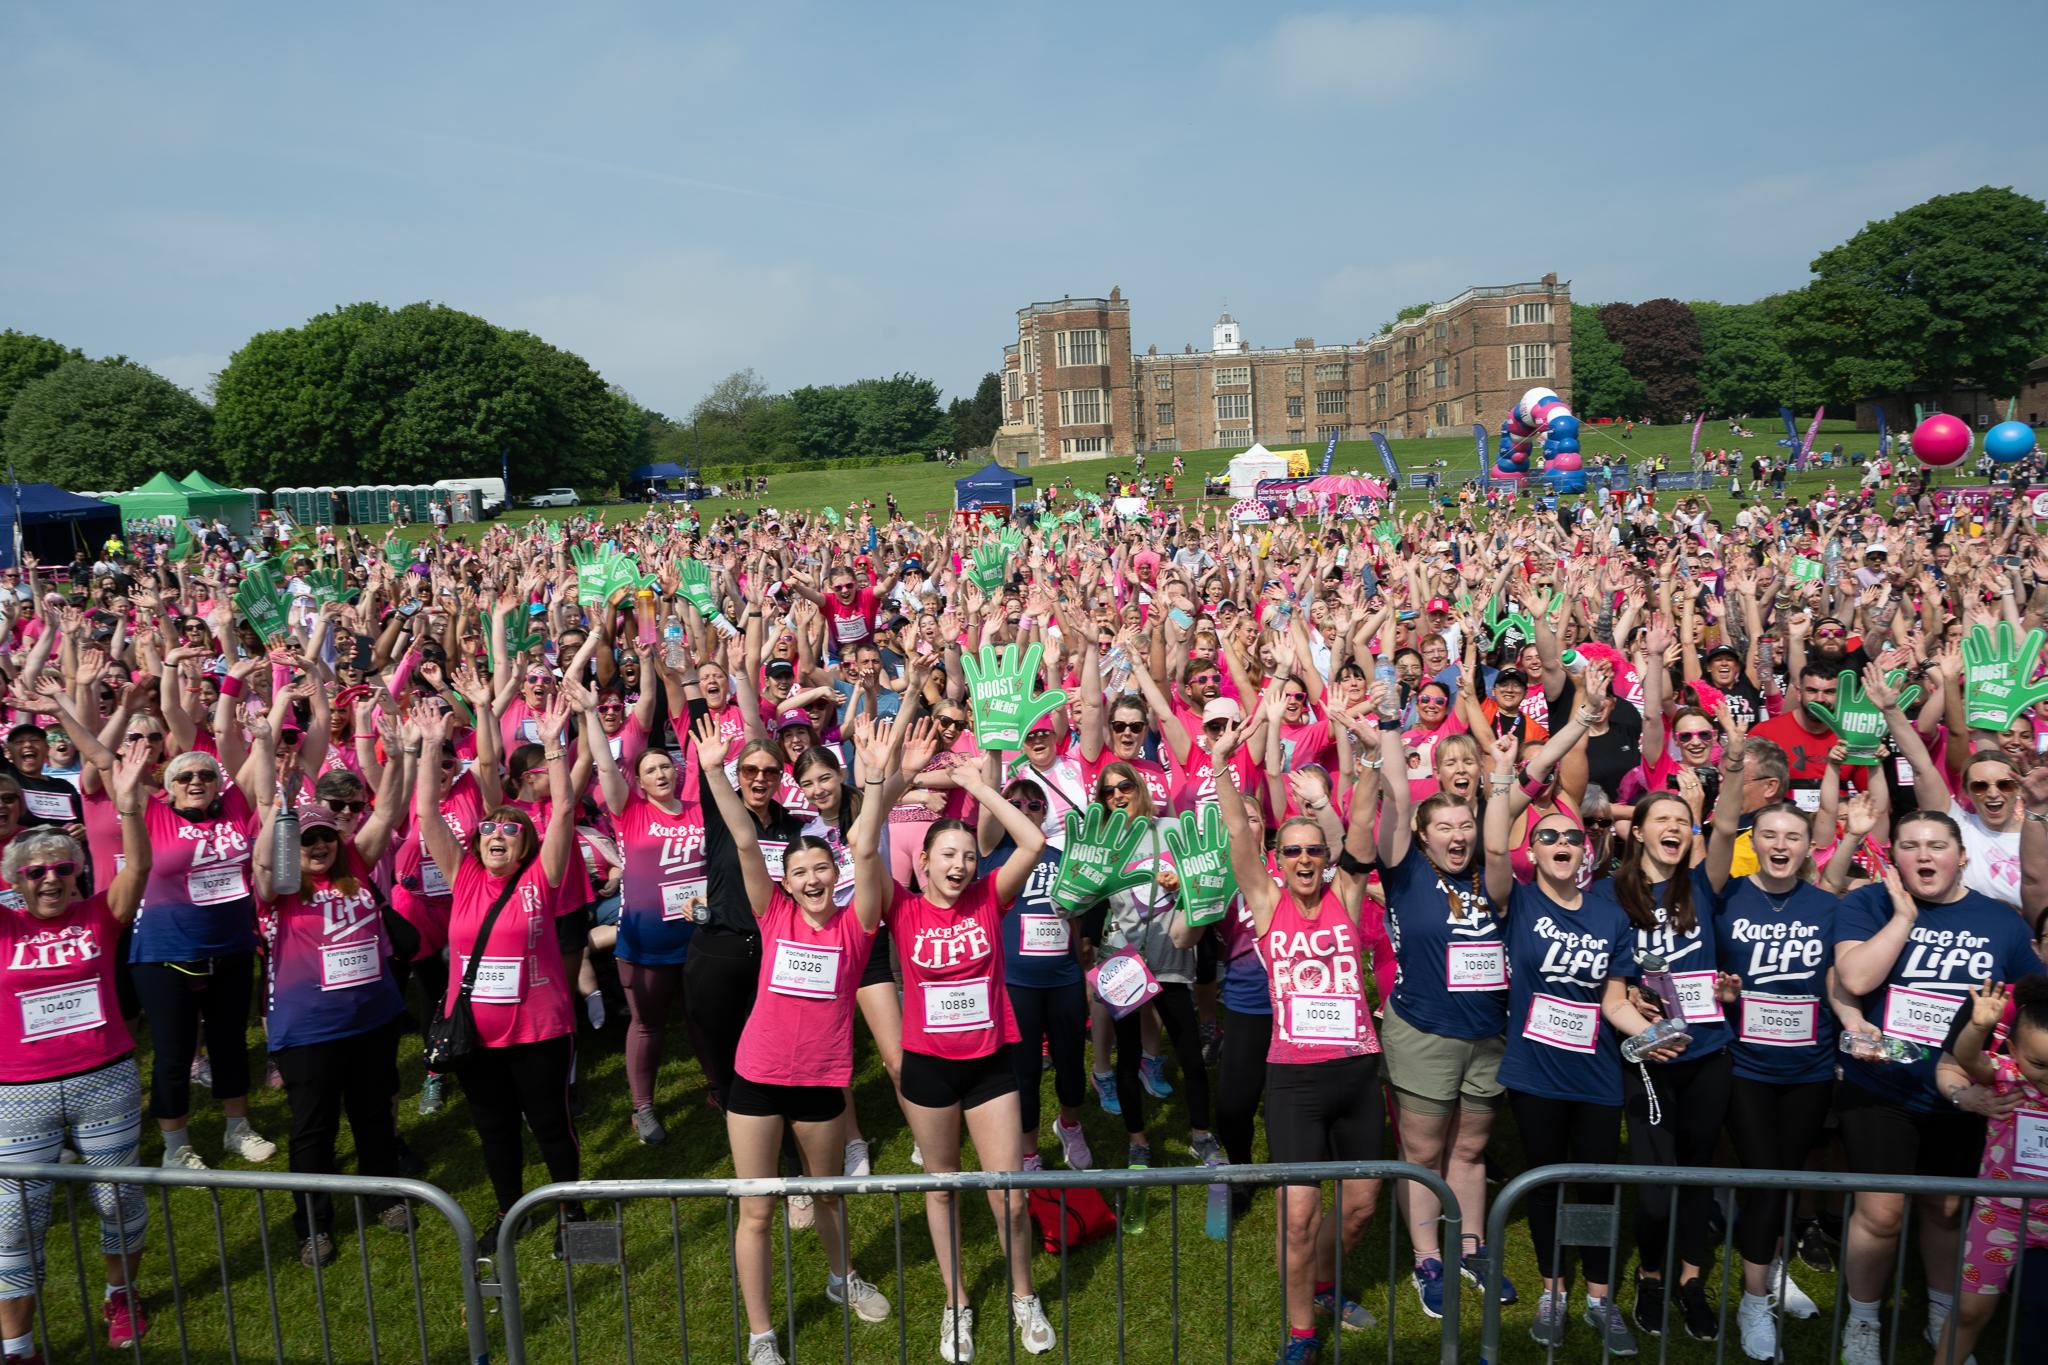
[
  {"xmin": 1614, "ymin": 790, "xmax": 1697, "ymax": 934},
  {"xmin": 1413, "ymin": 792, "xmax": 1483, "ymax": 921},
  {"xmin": 793, "ymin": 744, "xmax": 858, "ymax": 831},
  {"xmin": 2012, "ymin": 975, "xmax": 2048, "ymax": 1047},
  {"xmin": 779, "ymin": 832, "xmax": 840, "ymax": 884}
]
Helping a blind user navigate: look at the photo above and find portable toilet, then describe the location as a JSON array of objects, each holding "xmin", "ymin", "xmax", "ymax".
[
  {"xmin": 271, "ymin": 488, "xmax": 299, "ymax": 523},
  {"xmin": 240, "ymin": 487, "xmax": 271, "ymax": 513}
]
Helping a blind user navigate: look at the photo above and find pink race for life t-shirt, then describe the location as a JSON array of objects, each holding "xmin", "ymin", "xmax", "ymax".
[
  {"xmin": 441, "ymin": 856, "xmax": 574, "ymax": 1049},
  {"xmin": 1256, "ymin": 885, "xmax": 1380, "ymax": 1066},
  {"xmin": 0, "ymin": 891, "xmax": 134, "ymax": 1082},
  {"xmin": 889, "ymin": 877, "xmax": 1019, "ymax": 1061},
  {"xmin": 734, "ymin": 888, "xmax": 878, "ymax": 1088}
]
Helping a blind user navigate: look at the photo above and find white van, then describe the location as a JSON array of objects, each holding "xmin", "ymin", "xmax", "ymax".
[{"xmin": 433, "ymin": 478, "xmax": 507, "ymax": 515}]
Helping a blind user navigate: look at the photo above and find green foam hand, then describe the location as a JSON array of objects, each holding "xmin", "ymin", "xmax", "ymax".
[
  {"xmin": 600, "ymin": 552, "xmax": 650, "ymax": 603},
  {"xmin": 968, "ymin": 542, "xmax": 1010, "ymax": 595},
  {"xmin": 998, "ymin": 527, "xmax": 1025, "ymax": 557},
  {"xmin": 677, "ymin": 560, "xmax": 720, "ymax": 619},
  {"xmin": 960, "ymin": 642, "xmax": 1066, "ymax": 751},
  {"xmin": 570, "ymin": 545, "xmax": 612, "ymax": 606},
  {"xmin": 1160, "ymin": 805, "xmax": 1238, "ymax": 927},
  {"xmin": 1961, "ymin": 622, "xmax": 2048, "ymax": 731},
  {"xmin": 1047, "ymin": 803, "xmax": 1159, "ymax": 914},
  {"xmin": 820, "ymin": 506, "xmax": 841, "ymax": 527},
  {"xmin": 231, "ymin": 567, "xmax": 292, "ymax": 646},
  {"xmin": 483, "ymin": 608, "xmax": 548, "ymax": 673},
  {"xmin": 1790, "ymin": 557, "xmax": 1824, "ymax": 584},
  {"xmin": 1483, "ymin": 595, "xmax": 1535, "ymax": 652},
  {"xmin": 1805, "ymin": 669, "xmax": 1919, "ymax": 765},
  {"xmin": 300, "ymin": 568, "xmax": 357, "ymax": 609},
  {"xmin": 381, "ymin": 539, "xmax": 413, "ymax": 574}
]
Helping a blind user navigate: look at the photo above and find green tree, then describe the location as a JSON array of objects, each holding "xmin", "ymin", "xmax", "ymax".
[
  {"xmin": 848, "ymin": 373, "xmax": 950, "ymax": 457},
  {"xmin": 791, "ymin": 384, "xmax": 859, "ymax": 462},
  {"xmin": 948, "ymin": 371, "xmax": 1004, "ymax": 452},
  {"xmin": 1776, "ymin": 186, "xmax": 2048, "ymax": 406},
  {"xmin": 501, "ymin": 329, "xmax": 637, "ymax": 488},
  {"xmin": 0, "ymin": 331, "xmax": 85, "ymax": 430},
  {"xmin": 340, "ymin": 303, "xmax": 550, "ymax": 486},
  {"xmin": 1691, "ymin": 299, "xmax": 1799, "ymax": 416},
  {"xmin": 1, "ymin": 358, "xmax": 213, "ymax": 490},
  {"xmin": 1568, "ymin": 304, "xmax": 1644, "ymax": 417},
  {"xmin": 1595, "ymin": 299, "xmax": 1699, "ymax": 422},
  {"xmin": 1378, "ymin": 301, "xmax": 1435, "ymax": 336},
  {"xmin": 212, "ymin": 303, "xmax": 388, "ymax": 487}
]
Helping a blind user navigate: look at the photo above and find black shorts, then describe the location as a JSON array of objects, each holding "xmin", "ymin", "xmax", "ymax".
[
  {"xmin": 1266, "ymin": 1054, "xmax": 1384, "ymax": 1167},
  {"xmin": 900, "ymin": 1046, "xmax": 1017, "ymax": 1112},
  {"xmin": 860, "ymin": 921, "xmax": 897, "ymax": 990},
  {"xmin": 1836, "ymin": 1082, "xmax": 1986, "ymax": 1181},
  {"xmin": 554, "ymin": 907, "xmax": 591, "ymax": 955},
  {"xmin": 726, "ymin": 1074, "xmax": 845, "ymax": 1125},
  {"xmin": 1194, "ymin": 925, "xmax": 1220, "ymax": 986}
]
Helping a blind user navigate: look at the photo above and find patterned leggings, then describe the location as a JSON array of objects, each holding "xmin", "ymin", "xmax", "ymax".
[{"xmin": 0, "ymin": 1057, "xmax": 147, "ymax": 1298}]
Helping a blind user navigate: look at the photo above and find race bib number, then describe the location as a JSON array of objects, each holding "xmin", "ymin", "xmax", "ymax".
[
  {"xmin": 2015, "ymin": 1110, "xmax": 2048, "ymax": 1180},
  {"xmin": 759, "ymin": 843, "xmax": 786, "ymax": 882},
  {"xmin": 1445, "ymin": 942, "xmax": 1507, "ymax": 992},
  {"xmin": 1672, "ymin": 971, "xmax": 1724, "ymax": 1025},
  {"xmin": 921, "ymin": 978, "xmax": 992, "ymax": 1032},
  {"xmin": 419, "ymin": 859, "xmax": 450, "ymax": 898},
  {"xmin": 20, "ymin": 789, "xmax": 72, "ymax": 821},
  {"xmin": 1739, "ymin": 993, "xmax": 1818, "ymax": 1046},
  {"xmin": 834, "ymin": 614, "xmax": 868, "ymax": 644},
  {"xmin": 1895, "ymin": 756, "xmax": 1915, "ymax": 787},
  {"xmin": 319, "ymin": 940, "xmax": 382, "ymax": 991},
  {"xmin": 1883, "ymin": 984, "xmax": 1962, "ymax": 1046},
  {"xmin": 1791, "ymin": 788, "xmax": 1821, "ymax": 813},
  {"xmin": 18, "ymin": 980, "xmax": 104, "ymax": 1042},
  {"xmin": 1286, "ymin": 993, "xmax": 1361, "ymax": 1042},
  {"xmin": 188, "ymin": 864, "xmax": 246, "ymax": 906},
  {"xmin": 1526, "ymin": 993, "xmax": 1602, "ymax": 1054},
  {"xmin": 1018, "ymin": 915, "xmax": 1070, "ymax": 957},
  {"xmin": 467, "ymin": 956, "xmax": 524, "ymax": 1005},
  {"xmin": 769, "ymin": 941, "xmax": 840, "ymax": 1000},
  {"xmin": 661, "ymin": 878, "xmax": 708, "ymax": 924}
]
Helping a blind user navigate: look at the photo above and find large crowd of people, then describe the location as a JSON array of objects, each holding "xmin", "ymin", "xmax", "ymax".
[{"xmin": 0, "ymin": 475, "xmax": 2046, "ymax": 1365}]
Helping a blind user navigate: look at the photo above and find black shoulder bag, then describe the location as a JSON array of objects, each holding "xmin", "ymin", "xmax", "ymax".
[{"xmin": 421, "ymin": 865, "xmax": 528, "ymax": 1071}]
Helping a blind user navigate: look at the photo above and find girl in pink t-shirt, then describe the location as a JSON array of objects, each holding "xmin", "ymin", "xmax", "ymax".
[
  {"xmin": 851, "ymin": 724, "xmax": 1060, "ymax": 1359},
  {"xmin": 692, "ymin": 716, "xmax": 892, "ymax": 1356},
  {"xmin": 410, "ymin": 702, "xmax": 581, "ymax": 1247}
]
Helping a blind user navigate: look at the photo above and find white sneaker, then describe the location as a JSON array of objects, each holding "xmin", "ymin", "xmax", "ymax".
[
  {"xmin": 844, "ymin": 1138, "xmax": 871, "ymax": 1178},
  {"xmin": 162, "ymin": 1143, "xmax": 207, "ymax": 1170},
  {"xmin": 827, "ymin": 1271, "xmax": 890, "ymax": 1322},
  {"xmin": 1736, "ymin": 1295, "xmax": 1776, "ymax": 1362},
  {"xmin": 1922, "ymin": 1309, "xmax": 1976, "ymax": 1365},
  {"xmin": 583, "ymin": 992, "xmax": 606, "ymax": 1030},
  {"xmin": 745, "ymin": 1335, "xmax": 785, "ymax": 1365},
  {"xmin": 786, "ymin": 1195, "xmax": 814, "ymax": 1230},
  {"xmin": 1011, "ymin": 1294, "xmax": 1055, "ymax": 1355},
  {"xmin": 1054, "ymin": 1118, "xmax": 1092, "ymax": 1171},
  {"xmin": 938, "ymin": 1304, "xmax": 975, "ymax": 1363},
  {"xmin": 911, "ymin": 1143, "xmax": 924, "ymax": 1170},
  {"xmin": 1768, "ymin": 1259, "xmax": 1818, "ymax": 1319},
  {"xmin": 1840, "ymin": 1316, "xmax": 1882, "ymax": 1365},
  {"xmin": 224, "ymin": 1123, "xmax": 277, "ymax": 1162}
]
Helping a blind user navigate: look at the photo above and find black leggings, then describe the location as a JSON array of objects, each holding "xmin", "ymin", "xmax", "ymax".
[
  {"xmin": 273, "ymin": 1017, "xmax": 403, "ymax": 1236},
  {"xmin": 1215, "ymin": 1006, "xmax": 1271, "ymax": 1167},
  {"xmin": 1113, "ymin": 981, "xmax": 1210, "ymax": 1136},
  {"xmin": 1724, "ymin": 1074, "xmax": 1833, "ymax": 1267},
  {"xmin": 1006, "ymin": 981, "xmax": 1087, "ymax": 1135},
  {"xmin": 456, "ymin": 1034, "xmax": 580, "ymax": 1214},
  {"xmin": 1508, "ymin": 1090, "xmax": 1623, "ymax": 1284},
  {"xmin": 1623, "ymin": 1048, "xmax": 1733, "ymax": 1275},
  {"xmin": 683, "ymin": 930, "xmax": 760, "ymax": 1108},
  {"xmin": 130, "ymin": 954, "xmax": 256, "ymax": 1118}
]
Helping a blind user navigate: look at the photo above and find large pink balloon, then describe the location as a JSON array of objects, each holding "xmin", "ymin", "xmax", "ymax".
[
  {"xmin": 1912, "ymin": 413, "xmax": 1973, "ymax": 467},
  {"xmin": 1548, "ymin": 449, "xmax": 1582, "ymax": 471}
]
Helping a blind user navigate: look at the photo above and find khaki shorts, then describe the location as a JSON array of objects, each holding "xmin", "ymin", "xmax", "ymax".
[{"xmin": 1379, "ymin": 1002, "xmax": 1504, "ymax": 1115}]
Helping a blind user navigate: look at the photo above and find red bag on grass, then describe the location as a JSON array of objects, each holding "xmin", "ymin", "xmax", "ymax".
[{"xmin": 1027, "ymin": 1184, "xmax": 1117, "ymax": 1255}]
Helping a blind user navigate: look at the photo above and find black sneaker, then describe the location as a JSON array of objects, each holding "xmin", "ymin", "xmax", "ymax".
[
  {"xmin": 1631, "ymin": 1273, "xmax": 1665, "ymax": 1337},
  {"xmin": 1796, "ymin": 1217, "xmax": 1836, "ymax": 1274},
  {"xmin": 1674, "ymin": 1277, "xmax": 1718, "ymax": 1341},
  {"xmin": 477, "ymin": 1213, "xmax": 505, "ymax": 1260},
  {"xmin": 393, "ymin": 1136, "xmax": 423, "ymax": 1179}
]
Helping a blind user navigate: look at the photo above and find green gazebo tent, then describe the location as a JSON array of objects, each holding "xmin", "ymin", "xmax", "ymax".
[
  {"xmin": 179, "ymin": 471, "xmax": 255, "ymax": 535},
  {"xmin": 114, "ymin": 472, "xmax": 202, "ymax": 529}
]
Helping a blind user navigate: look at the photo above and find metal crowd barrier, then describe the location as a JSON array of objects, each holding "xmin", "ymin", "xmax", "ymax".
[
  {"xmin": 1479, "ymin": 1164, "xmax": 2048, "ymax": 1365},
  {"xmin": 491, "ymin": 1162, "xmax": 1461, "ymax": 1365},
  {"xmin": 0, "ymin": 1161, "xmax": 489, "ymax": 1365}
]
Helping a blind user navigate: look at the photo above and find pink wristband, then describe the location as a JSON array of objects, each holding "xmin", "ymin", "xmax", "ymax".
[{"xmin": 218, "ymin": 674, "xmax": 244, "ymax": 699}]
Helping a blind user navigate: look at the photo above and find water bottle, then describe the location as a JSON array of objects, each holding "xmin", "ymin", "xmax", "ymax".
[
  {"xmin": 1622, "ymin": 1017, "xmax": 1692, "ymax": 1063},
  {"xmin": 1622, "ymin": 952, "xmax": 1692, "ymax": 1061},
  {"xmin": 662, "ymin": 623, "xmax": 685, "ymax": 670},
  {"xmin": 1838, "ymin": 1030, "xmax": 1928, "ymax": 1064},
  {"xmin": 1374, "ymin": 658, "xmax": 1397, "ymax": 689},
  {"xmin": 1823, "ymin": 538, "xmax": 1841, "ymax": 586},
  {"xmin": 273, "ymin": 804, "xmax": 302, "ymax": 897}
]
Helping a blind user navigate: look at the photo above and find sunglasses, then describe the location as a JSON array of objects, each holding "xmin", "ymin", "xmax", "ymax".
[
  {"xmin": 1584, "ymin": 816, "xmax": 1615, "ymax": 830},
  {"xmin": 1418, "ymin": 693, "xmax": 1448, "ymax": 705},
  {"xmin": 597, "ymin": 700, "xmax": 625, "ymax": 712},
  {"xmin": 325, "ymin": 798, "xmax": 368, "ymax": 816},
  {"xmin": 1815, "ymin": 627, "xmax": 1847, "ymax": 639},
  {"xmin": 1968, "ymin": 778, "xmax": 2019, "ymax": 795},
  {"xmin": 0, "ymin": 794, "xmax": 19, "ymax": 807},
  {"xmin": 1534, "ymin": 827, "xmax": 1588, "ymax": 847},
  {"xmin": 1099, "ymin": 779, "xmax": 1138, "ymax": 797},
  {"xmin": 1187, "ymin": 672, "xmax": 1220, "ymax": 686},
  {"xmin": 934, "ymin": 715, "xmax": 966, "ymax": 728},
  {"xmin": 1204, "ymin": 719, "xmax": 1230, "ymax": 733},
  {"xmin": 476, "ymin": 820, "xmax": 525, "ymax": 838},
  {"xmin": 1278, "ymin": 843, "xmax": 1330, "ymax": 860},
  {"xmin": 1013, "ymin": 798, "xmax": 1048, "ymax": 814},
  {"xmin": 299, "ymin": 828, "xmax": 340, "ymax": 848},
  {"xmin": 1283, "ymin": 691, "xmax": 1309, "ymax": 703},
  {"xmin": 1109, "ymin": 720, "xmax": 1147, "ymax": 735},
  {"xmin": 1023, "ymin": 731, "xmax": 1054, "ymax": 743},
  {"xmin": 172, "ymin": 771, "xmax": 219, "ymax": 785},
  {"xmin": 738, "ymin": 764, "xmax": 783, "ymax": 779},
  {"xmin": 1675, "ymin": 729, "xmax": 1715, "ymax": 744},
  {"xmin": 18, "ymin": 862, "xmax": 75, "ymax": 882}
]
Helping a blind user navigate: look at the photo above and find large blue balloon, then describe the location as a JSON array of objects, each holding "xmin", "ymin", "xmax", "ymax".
[
  {"xmin": 1549, "ymin": 437, "xmax": 1580, "ymax": 454},
  {"xmin": 1548, "ymin": 469, "xmax": 1587, "ymax": 494},
  {"xmin": 1547, "ymin": 414, "xmax": 1580, "ymax": 442},
  {"xmin": 1985, "ymin": 420, "xmax": 2037, "ymax": 463}
]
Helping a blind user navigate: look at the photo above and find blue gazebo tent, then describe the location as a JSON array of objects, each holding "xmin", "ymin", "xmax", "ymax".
[
  {"xmin": 0, "ymin": 484, "xmax": 121, "ymax": 569},
  {"xmin": 953, "ymin": 462, "xmax": 1033, "ymax": 514}
]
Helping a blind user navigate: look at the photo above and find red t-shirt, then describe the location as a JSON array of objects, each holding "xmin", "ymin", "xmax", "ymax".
[
  {"xmin": 1750, "ymin": 712, "xmax": 1872, "ymax": 793},
  {"xmin": 888, "ymin": 877, "xmax": 1018, "ymax": 1061}
]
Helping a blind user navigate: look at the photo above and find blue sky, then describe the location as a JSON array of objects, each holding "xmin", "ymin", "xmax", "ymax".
[{"xmin": 4, "ymin": 1, "xmax": 2044, "ymax": 419}]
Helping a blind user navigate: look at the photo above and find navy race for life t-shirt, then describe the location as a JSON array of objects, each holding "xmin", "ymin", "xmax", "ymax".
[
  {"xmin": 985, "ymin": 841, "xmax": 1081, "ymax": 990},
  {"xmin": 1380, "ymin": 846, "xmax": 1507, "ymax": 1041},
  {"xmin": 1500, "ymin": 880, "xmax": 1637, "ymax": 1107},
  {"xmin": 1713, "ymin": 875, "xmax": 1840, "ymax": 1085},
  {"xmin": 1626, "ymin": 867, "xmax": 1730, "ymax": 1065}
]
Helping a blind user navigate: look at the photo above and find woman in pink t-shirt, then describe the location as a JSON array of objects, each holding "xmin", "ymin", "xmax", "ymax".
[
  {"xmin": 694, "ymin": 716, "xmax": 893, "ymax": 1361},
  {"xmin": 411, "ymin": 701, "xmax": 582, "ymax": 1255},
  {"xmin": 0, "ymin": 739, "xmax": 154, "ymax": 1355},
  {"xmin": 851, "ymin": 722, "xmax": 1059, "ymax": 1361}
]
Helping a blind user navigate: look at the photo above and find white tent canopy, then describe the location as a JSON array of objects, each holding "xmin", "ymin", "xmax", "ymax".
[{"xmin": 1226, "ymin": 444, "xmax": 1291, "ymax": 498}]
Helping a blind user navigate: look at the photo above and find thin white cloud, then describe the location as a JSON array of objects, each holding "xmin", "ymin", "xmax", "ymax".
[{"xmin": 1235, "ymin": 12, "xmax": 1478, "ymax": 103}]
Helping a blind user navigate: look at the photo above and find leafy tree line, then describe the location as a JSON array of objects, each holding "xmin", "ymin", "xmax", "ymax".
[
  {"xmin": 651, "ymin": 366, "xmax": 1001, "ymax": 470},
  {"xmin": 1570, "ymin": 186, "xmax": 2048, "ymax": 422}
]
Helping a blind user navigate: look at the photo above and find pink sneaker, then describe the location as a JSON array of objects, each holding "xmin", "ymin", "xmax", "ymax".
[{"xmin": 104, "ymin": 1292, "xmax": 149, "ymax": 1349}]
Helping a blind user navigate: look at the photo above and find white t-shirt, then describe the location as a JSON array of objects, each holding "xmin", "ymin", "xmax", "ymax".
[{"xmin": 1953, "ymin": 804, "xmax": 2023, "ymax": 907}]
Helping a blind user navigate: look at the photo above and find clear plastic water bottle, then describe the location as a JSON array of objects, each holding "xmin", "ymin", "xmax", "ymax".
[
  {"xmin": 1622, "ymin": 1017, "xmax": 1692, "ymax": 1063},
  {"xmin": 1823, "ymin": 538, "xmax": 1841, "ymax": 586},
  {"xmin": 273, "ymin": 804, "xmax": 302, "ymax": 897},
  {"xmin": 1838, "ymin": 1030, "xmax": 1928, "ymax": 1064},
  {"xmin": 662, "ymin": 622, "xmax": 685, "ymax": 670},
  {"xmin": 1374, "ymin": 658, "xmax": 1397, "ymax": 689},
  {"xmin": 1623, "ymin": 952, "xmax": 1693, "ymax": 1061}
]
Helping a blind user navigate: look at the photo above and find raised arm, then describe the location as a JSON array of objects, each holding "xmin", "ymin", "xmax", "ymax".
[
  {"xmin": 1481, "ymin": 728, "xmax": 1518, "ymax": 904},
  {"xmin": 954, "ymin": 756, "xmax": 1045, "ymax": 908},
  {"xmin": 409, "ymin": 711, "xmax": 464, "ymax": 892},
  {"xmin": 104, "ymin": 738, "xmax": 154, "ymax": 923},
  {"xmin": 692, "ymin": 715, "xmax": 773, "ymax": 919},
  {"xmin": 1704, "ymin": 720, "xmax": 1748, "ymax": 890}
]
